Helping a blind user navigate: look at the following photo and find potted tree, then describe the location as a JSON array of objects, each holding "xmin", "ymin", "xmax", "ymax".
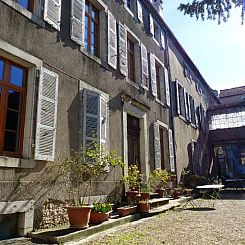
[
  {"xmin": 57, "ymin": 143, "xmax": 124, "ymax": 229},
  {"xmin": 89, "ymin": 202, "xmax": 112, "ymax": 224},
  {"xmin": 149, "ymin": 169, "xmax": 169, "ymax": 198},
  {"xmin": 140, "ymin": 184, "xmax": 151, "ymax": 200}
]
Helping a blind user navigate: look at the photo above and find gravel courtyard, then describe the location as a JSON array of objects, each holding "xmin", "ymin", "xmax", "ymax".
[{"xmin": 82, "ymin": 199, "xmax": 245, "ymax": 245}]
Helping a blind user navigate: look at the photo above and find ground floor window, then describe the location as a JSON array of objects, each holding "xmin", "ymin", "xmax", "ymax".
[{"xmin": 0, "ymin": 57, "xmax": 27, "ymax": 157}]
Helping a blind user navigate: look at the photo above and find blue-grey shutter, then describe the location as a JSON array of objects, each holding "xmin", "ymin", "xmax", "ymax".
[
  {"xmin": 164, "ymin": 67, "xmax": 171, "ymax": 107},
  {"xmin": 83, "ymin": 90, "xmax": 100, "ymax": 148},
  {"xmin": 137, "ymin": 0, "xmax": 143, "ymax": 22},
  {"xmin": 150, "ymin": 53, "xmax": 157, "ymax": 96},
  {"xmin": 100, "ymin": 95, "xmax": 107, "ymax": 147},
  {"xmin": 141, "ymin": 43, "xmax": 148, "ymax": 87},
  {"xmin": 35, "ymin": 67, "xmax": 59, "ymax": 161},
  {"xmin": 176, "ymin": 80, "xmax": 180, "ymax": 115},
  {"xmin": 149, "ymin": 14, "xmax": 154, "ymax": 36},
  {"xmin": 154, "ymin": 122, "xmax": 161, "ymax": 170},
  {"xmin": 108, "ymin": 11, "xmax": 117, "ymax": 69},
  {"xmin": 160, "ymin": 32, "xmax": 165, "ymax": 49},
  {"xmin": 44, "ymin": 0, "xmax": 62, "ymax": 30},
  {"xmin": 70, "ymin": 0, "xmax": 85, "ymax": 46},
  {"xmin": 168, "ymin": 129, "xmax": 175, "ymax": 172},
  {"xmin": 119, "ymin": 22, "xmax": 128, "ymax": 76}
]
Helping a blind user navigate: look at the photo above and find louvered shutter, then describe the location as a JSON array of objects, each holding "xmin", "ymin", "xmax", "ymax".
[
  {"xmin": 119, "ymin": 22, "xmax": 127, "ymax": 76},
  {"xmin": 194, "ymin": 100, "xmax": 198, "ymax": 127},
  {"xmin": 141, "ymin": 43, "xmax": 148, "ymax": 87},
  {"xmin": 70, "ymin": 0, "xmax": 85, "ymax": 46},
  {"xmin": 154, "ymin": 122, "xmax": 161, "ymax": 170},
  {"xmin": 168, "ymin": 129, "xmax": 175, "ymax": 172},
  {"xmin": 149, "ymin": 14, "xmax": 154, "ymax": 36},
  {"xmin": 137, "ymin": 0, "xmax": 143, "ymax": 22},
  {"xmin": 83, "ymin": 90, "xmax": 100, "ymax": 148},
  {"xmin": 108, "ymin": 11, "xmax": 117, "ymax": 69},
  {"xmin": 44, "ymin": 0, "xmax": 62, "ymax": 30},
  {"xmin": 176, "ymin": 81, "xmax": 180, "ymax": 115},
  {"xmin": 100, "ymin": 95, "xmax": 107, "ymax": 147},
  {"xmin": 164, "ymin": 67, "xmax": 171, "ymax": 107},
  {"xmin": 160, "ymin": 32, "xmax": 165, "ymax": 49},
  {"xmin": 35, "ymin": 68, "xmax": 59, "ymax": 161},
  {"xmin": 150, "ymin": 53, "xmax": 157, "ymax": 96},
  {"xmin": 187, "ymin": 94, "xmax": 192, "ymax": 122},
  {"xmin": 184, "ymin": 90, "xmax": 189, "ymax": 120}
]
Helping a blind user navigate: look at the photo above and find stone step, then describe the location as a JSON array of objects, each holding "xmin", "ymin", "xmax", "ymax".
[{"xmin": 148, "ymin": 197, "xmax": 170, "ymax": 209}]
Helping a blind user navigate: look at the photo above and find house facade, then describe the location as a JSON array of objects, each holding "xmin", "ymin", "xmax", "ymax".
[{"xmin": 0, "ymin": 0, "xmax": 219, "ymax": 238}]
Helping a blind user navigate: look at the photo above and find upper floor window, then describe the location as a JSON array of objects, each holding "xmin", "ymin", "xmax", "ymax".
[
  {"xmin": 156, "ymin": 63, "xmax": 161, "ymax": 100},
  {"xmin": 0, "ymin": 58, "xmax": 27, "ymax": 157},
  {"xmin": 16, "ymin": 0, "xmax": 34, "ymax": 11},
  {"xmin": 127, "ymin": 37, "xmax": 136, "ymax": 83},
  {"xmin": 85, "ymin": 0, "xmax": 100, "ymax": 57}
]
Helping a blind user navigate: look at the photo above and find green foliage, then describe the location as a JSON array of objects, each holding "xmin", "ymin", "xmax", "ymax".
[
  {"xmin": 56, "ymin": 142, "xmax": 125, "ymax": 206},
  {"xmin": 140, "ymin": 183, "xmax": 151, "ymax": 193},
  {"xmin": 149, "ymin": 169, "xmax": 169, "ymax": 190},
  {"xmin": 121, "ymin": 165, "xmax": 142, "ymax": 190},
  {"xmin": 92, "ymin": 202, "xmax": 112, "ymax": 213},
  {"xmin": 178, "ymin": 0, "xmax": 244, "ymax": 24}
]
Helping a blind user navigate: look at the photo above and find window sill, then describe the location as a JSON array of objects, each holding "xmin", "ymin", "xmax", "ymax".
[
  {"xmin": 152, "ymin": 37, "xmax": 160, "ymax": 47},
  {"xmin": 126, "ymin": 78, "xmax": 140, "ymax": 90},
  {"xmin": 81, "ymin": 48, "xmax": 102, "ymax": 65},
  {"xmin": 156, "ymin": 98, "xmax": 165, "ymax": 107},
  {"xmin": 124, "ymin": 5, "xmax": 135, "ymax": 18},
  {"xmin": 0, "ymin": 156, "xmax": 36, "ymax": 169},
  {"xmin": 1, "ymin": 0, "xmax": 45, "ymax": 28}
]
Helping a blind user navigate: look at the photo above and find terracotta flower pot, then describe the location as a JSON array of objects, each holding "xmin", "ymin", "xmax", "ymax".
[
  {"xmin": 140, "ymin": 192, "xmax": 150, "ymax": 200},
  {"xmin": 67, "ymin": 206, "xmax": 93, "ymax": 229},
  {"xmin": 89, "ymin": 211, "xmax": 111, "ymax": 224},
  {"xmin": 138, "ymin": 202, "xmax": 150, "ymax": 213},
  {"xmin": 126, "ymin": 190, "xmax": 139, "ymax": 201},
  {"xmin": 117, "ymin": 206, "xmax": 137, "ymax": 217},
  {"xmin": 155, "ymin": 189, "xmax": 166, "ymax": 198}
]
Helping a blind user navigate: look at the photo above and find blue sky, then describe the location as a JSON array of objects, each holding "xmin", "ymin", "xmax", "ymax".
[{"xmin": 164, "ymin": 0, "xmax": 245, "ymax": 91}]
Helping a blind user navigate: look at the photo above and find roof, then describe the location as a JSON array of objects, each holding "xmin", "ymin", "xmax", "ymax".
[{"xmin": 219, "ymin": 86, "xmax": 245, "ymax": 98}]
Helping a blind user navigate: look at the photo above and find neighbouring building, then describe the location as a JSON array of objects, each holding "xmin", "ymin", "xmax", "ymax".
[
  {"xmin": 0, "ymin": 0, "xmax": 225, "ymax": 239},
  {"xmin": 219, "ymin": 86, "xmax": 245, "ymax": 104}
]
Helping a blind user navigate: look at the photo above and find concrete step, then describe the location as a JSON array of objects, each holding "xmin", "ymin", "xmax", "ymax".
[{"xmin": 148, "ymin": 197, "xmax": 170, "ymax": 209}]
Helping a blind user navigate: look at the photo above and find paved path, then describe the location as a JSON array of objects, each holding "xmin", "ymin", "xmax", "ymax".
[{"xmin": 81, "ymin": 199, "xmax": 245, "ymax": 245}]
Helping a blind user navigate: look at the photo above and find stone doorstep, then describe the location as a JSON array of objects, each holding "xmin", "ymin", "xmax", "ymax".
[{"xmin": 28, "ymin": 198, "xmax": 188, "ymax": 244}]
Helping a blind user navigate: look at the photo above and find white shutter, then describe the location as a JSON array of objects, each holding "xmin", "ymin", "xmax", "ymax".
[
  {"xmin": 160, "ymin": 32, "xmax": 165, "ymax": 49},
  {"xmin": 168, "ymin": 129, "xmax": 175, "ymax": 172},
  {"xmin": 154, "ymin": 122, "xmax": 161, "ymax": 170},
  {"xmin": 149, "ymin": 14, "xmax": 154, "ymax": 36},
  {"xmin": 108, "ymin": 11, "xmax": 117, "ymax": 69},
  {"xmin": 137, "ymin": 0, "xmax": 143, "ymax": 22},
  {"xmin": 176, "ymin": 81, "xmax": 180, "ymax": 115},
  {"xmin": 70, "ymin": 0, "xmax": 85, "ymax": 46},
  {"xmin": 184, "ymin": 90, "xmax": 189, "ymax": 120},
  {"xmin": 164, "ymin": 67, "xmax": 171, "ymax": 107},
  {"xmin": 44, "ymin": 0, "xmax": 62, "ymax": 30},
  {"xmin": 100, "ymin": 95, "xmax": 107, "ymax": 146},
  {"xmin": 150, "ymin": 53, "xmax": 157, "ymax": 96},
  {"xmin": 35, "ymin": 67, "xmax": 59, "ymax": 161},
  {"xmin": 83, "ymin": 90, "xmax": 100, "ymax": 148},
  {"xmin": 119, "ymin": 22, "xmax": 128, "ymax": 76},
  {"xmin": 194, "ymin": 100, "xmax": 198, "ymax": 127},
  {"xmin": 141, "ymin": 43, "xmax": 148, "ymax": 87},
  {"xmin": 187, "ymin": 94, "xmax": 191, "ymax": 122}
]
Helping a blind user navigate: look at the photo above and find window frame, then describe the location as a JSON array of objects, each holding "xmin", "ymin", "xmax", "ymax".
[
  {"xmin": 155, "ymin": 63, "xmax": 161, "ymax": 101},
  {"xmin": 16, "ymin": 0, "xmax": 34, "ymax": 12},
  {"xmin": 127, "ymin": 36, "xmax": 136, "ymax": 83},
  {"xmin": 0, "ymin": 56, "xmax": 27, "ymax": 158}
]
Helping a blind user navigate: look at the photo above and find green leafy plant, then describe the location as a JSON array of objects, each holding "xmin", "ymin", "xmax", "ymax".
[
  {"xmin": 121, "ymin": 165, "xmax": 142, "ymax": 190},
  {"xmin": 92, "ymin": 202, "xmax": 112, "ymax": 213},
  {"xmin": 56, "ymin": 142, "xmax": 125, "ymax": 206},
  {"xmin": 149, "ymin": 169, "xmax": 170, "ymax": 190},
  {"xmin": 140, "ymin": 183, "xmax": 151, "ymax": 193}
]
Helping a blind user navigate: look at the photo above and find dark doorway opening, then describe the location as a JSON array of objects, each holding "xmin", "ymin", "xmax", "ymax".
[{"xmin": 0, "ymin": 213, "xmax": 19, "ymax": 240}]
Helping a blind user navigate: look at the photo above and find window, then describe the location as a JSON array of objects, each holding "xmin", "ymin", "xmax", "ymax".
[
  {"xmin": 153, "ymin": 21, "xmax": 160, "ymax": 43},
  {"xmin": 190, "ymin": 96, "xmax": 196, "ymax": 125},
  {"xmin": 155, "ymin": 63, "xmax": 161, "ymax": 100},
  {"xmin": 16, "ymin": 0, "xmax": 34, "ymax": 11},
  {"xmin": 183, "ymin": 63, "xmax": 192, "ymax": 82},
  {"xmin": 0, "ymin": 58, "xmax": 27, "ymax": 157},
  {"xmin": 159, "ymin": 127, "xmax": 165, "ymax": 169},
  {"xmin": 127, "ymin": 0, "xmax": 133, "ymax": 11},
  {"xmin": 85, "ymin": 0, "xmax": 100, "ymax": 57},
  {"xmin": 178, "ymin": 84, "xmax": 185, "ymax": 117},
  {"xmin": 127, "ymin": 37, "xmax": 135, "ymax": 83}
]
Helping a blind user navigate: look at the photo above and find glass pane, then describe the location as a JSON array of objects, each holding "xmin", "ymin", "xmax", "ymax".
[
  {"xmin": 92, "ymin": 9, "xmax": 98, "ymax": 20},
  {"xmin": 91, "ymin": 45, "xmax": 95, "ymax": 55},
  {"xmin": 85, "ymin": 1, "xmax": 89, "ymax": 13},
  {"xmin": 4, "ymin": 131, "xmax": 19, "ymax": 152},
  {"xmin": 7, "ymin": 90, "xmax": 22, "ymax": 111},
  {"xmin": 91, "ymin": 22, "xmax": 95, "ymax": 33},
  {"xmin": 85, "ymin": 16, "xmax": 88, "ymax": 28},
  {"xmin": 91, "ymin": 34, "xmax": 95, "ymax": 46},
  {"xmin": 10, "ymin": 65, "xmax": 24, "ymax": 87},
  {"xmin": 17, "ymin": 0, "xmax": 29, "ymax": 9},
  {"xmin": 5, "ymin": 110, "xmax": 20, "ymax": 131},
  {"xmin": 0, "ymin": 60, "xmax": 4, "ymax": 80}
]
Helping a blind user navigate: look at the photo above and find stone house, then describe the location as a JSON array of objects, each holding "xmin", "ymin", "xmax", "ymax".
[{"xmin": 0, "ymin": 0, "xmax": 219, "ymax": 238}]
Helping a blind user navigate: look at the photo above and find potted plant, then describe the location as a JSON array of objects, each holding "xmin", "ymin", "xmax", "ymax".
[
  {"xmin": 117, "ymin": 204, "xmax": 137, "ymax": 217},
  {"xmin": 149, "ymin": 169, "xmax": 169, "ymax": 197},
  {"xmin": 140, "ymin": 184, "xmax": 151, "ymax": 200},
  {"xmin": 138, "ymin": 200, "xmax": 150, "ymax": 213},
  {"xmin": 89, "ymin": 202, "xmax": 112, "ymax": 224},
  {"xmin": 173, "ymin": 186, "xmax": 183, "ymax": 199},
  {"xmin": 57, "ymin": 143, "xmax": 124, "ymax": 229},
  {"xmin": 121, "ymin": 165, "xmax": 142, "ymax": 202}
]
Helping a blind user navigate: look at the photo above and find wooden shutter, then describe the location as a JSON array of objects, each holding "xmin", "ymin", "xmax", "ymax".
[
  {"xmin": 44, "ymin": 0, "xmax": 62, "ymax": 30},
  {"xmin": 160, "ymin": 32, "xmax": 165, "ymax": 49},
  {"xmin": 119, "ymin": 22, "xmax": 127, "ymax": 76},
  {"xmin": 149, "ymin": 14, "xmax": 154, "ymax": 36},
  {"xmin": 141, "ymin": 43, "xmax": 148, "ymax": 87},
  {"xmin": 137, "ymin": 0, "xmax": 143, "ymax": 22},
  {"xmin": 194, "ymin": 100, "xmax": 199, "ymax": 127},
  {"xmin": 164, "ymin": 67, "xmax": 171, "ymax": 107},
  {"xmin": 100, "ymin": 95, "xmax": 107, "ymax": 147},
  {"xmin": 168, "ymin": 129, "xmax": 175, "ymax": 172},
  {"xmin": 150, "ymin": 53, "xmax": 157, "ymax": 96},
  {"xmin": 175, "ymin": 81, "xmax": 180, "ymax": 115},
  {"xmin": 154, "ymin": 122, "xmax": 161, "ymax": 170},
  {"xmin": 35, "ymin": 67, "xmax": 59, "ymax": 161},
  {"xmin": 184, "ymin": 90, "xmax": 189, "ymax": 120},
  {"xmin": 108, "ymin": 11, "xmax": 117, "ymax": 69},
  {"xmin": 70, "ymin": 0, "xmax": 85, "ymax": 46},
  {"xmin": 83, "ymin": 89, "xmax": 100, "ymax": 148}
]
